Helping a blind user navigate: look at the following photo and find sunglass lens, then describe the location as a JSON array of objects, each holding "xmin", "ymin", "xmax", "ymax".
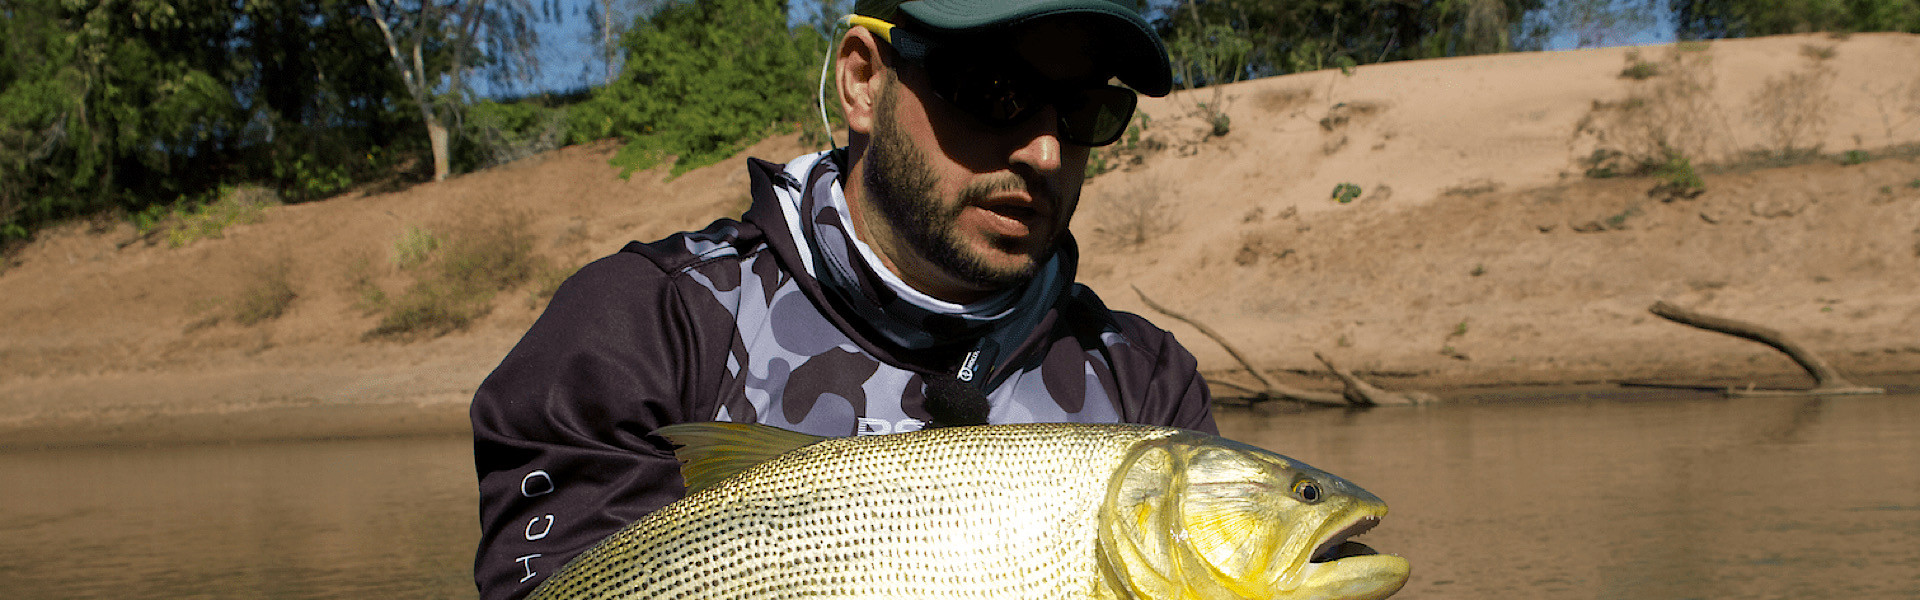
[
  {"xmin": 970, "ymin": 74, "xmax": 1031, "ymax": 123},
  {"xmin": 1059, "ymin": 86, "xmax": 1136, "ymax": 146},
  {"xmin": 927, "ymin": 52, "xmax": 1136, "ymax": 146}
]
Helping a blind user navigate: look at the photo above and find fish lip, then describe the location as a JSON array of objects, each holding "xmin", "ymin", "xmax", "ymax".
[{"xmin": 1309, "ymin": 514, "xmax": 1382, "ymax": 563}]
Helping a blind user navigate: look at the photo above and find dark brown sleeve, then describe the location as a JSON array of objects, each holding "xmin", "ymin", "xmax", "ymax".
[
  {"xmin": 469, "ymin": 252, "xmax": 716, "ymax": 600},
  {"xmin": 1110, "ymin": 310, "xmax": 1218, "ymax": 435}
]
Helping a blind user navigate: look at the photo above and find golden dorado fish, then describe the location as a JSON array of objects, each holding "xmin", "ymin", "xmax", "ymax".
[{"xmin": 528, "ymin": 423, "xmax": 1409, "ymax": 599}]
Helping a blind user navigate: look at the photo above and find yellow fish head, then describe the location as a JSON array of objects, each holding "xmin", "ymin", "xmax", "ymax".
[{"xmin": 1099, "ymin": 433, "xmax": 1410, "ymax": 600}]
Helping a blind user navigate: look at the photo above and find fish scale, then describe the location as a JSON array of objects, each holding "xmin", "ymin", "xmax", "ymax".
[
  {"xmin": 528, "ymin": 423, "xmax": 1410, "ymax": 600},
  {"xmin": 530, "ymin": 424, "xmax": 1166, "ymax": 599}
]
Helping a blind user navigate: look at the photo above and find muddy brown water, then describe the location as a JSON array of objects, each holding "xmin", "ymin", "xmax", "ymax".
[{"xmin": 3, "ymin": 388, "xmax": 1916, "ymax": 599}]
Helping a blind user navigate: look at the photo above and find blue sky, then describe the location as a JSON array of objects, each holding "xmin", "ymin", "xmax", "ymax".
[{"xmin": 490, "ymin": 0, "xmax": 1679, "ymax": 98}]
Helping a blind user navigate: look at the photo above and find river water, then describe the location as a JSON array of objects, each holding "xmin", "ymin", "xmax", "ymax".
[{"xmin": 3, "ymin": 388, "xmax": 1916, "ymax": 599}]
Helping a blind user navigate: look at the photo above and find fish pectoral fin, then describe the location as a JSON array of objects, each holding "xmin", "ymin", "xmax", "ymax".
[{"xmin": 653, "ymin": 423, "xmax": 828, "ymax": 493}]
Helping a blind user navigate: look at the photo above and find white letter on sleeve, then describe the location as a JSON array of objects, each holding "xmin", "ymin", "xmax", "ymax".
[
  {"xmin": 521, "ymin": 470, "xmax": 555, "ymax": 497},
  {"xmin": 525, "ymin": 515, "xmax": 554, "ymax": 540}
]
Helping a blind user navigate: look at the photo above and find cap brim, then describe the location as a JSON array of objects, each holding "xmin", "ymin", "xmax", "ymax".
[{"xmin": 896, "ymin": 0, "xmax": 1172, "ymax": 97}]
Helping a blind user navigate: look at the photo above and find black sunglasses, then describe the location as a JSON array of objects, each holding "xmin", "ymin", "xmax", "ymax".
[{"xmin": 850, "ymin": 15, "xmax": 1137, "ymax": 147}]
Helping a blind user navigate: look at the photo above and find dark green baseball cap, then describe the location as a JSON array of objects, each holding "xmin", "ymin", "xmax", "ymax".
[{"xmin": 853, "ymin": 0, "xmax": 1173, "ymax": 97}]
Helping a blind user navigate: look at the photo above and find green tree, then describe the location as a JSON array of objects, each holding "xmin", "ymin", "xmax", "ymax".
[
  {"xmin": 0, "ymin": 0, "xmax": 244, "ymax": 237},
  {"xmin": 361, "ymin": 0, "xmax": 543, "ymax": 182},
  {"xmin": 1672, "ymin": 0, "xmax": 1919, "ymax": 38},
  {"xmin": 237, "ymin": 0, "xmax": 420, "ymax": 201},
  {"xmin": 1154, "ymin": 0, "xmax": 1549, "ymax": 85},
  {"xmin": 570, "ymin": 0, "xmax": 819, "ymax": 177}
]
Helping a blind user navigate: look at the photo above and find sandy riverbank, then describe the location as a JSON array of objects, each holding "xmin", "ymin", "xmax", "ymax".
[{"xmin": 4, "ymin": 33, "xmax": 1918, "ymax": 448}]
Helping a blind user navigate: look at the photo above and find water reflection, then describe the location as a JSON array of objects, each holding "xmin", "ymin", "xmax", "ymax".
[
  {"xmin": 2, "ymin": 391, "xmax": 1915, "ymax": 599},
  {"xmin": 1218, "ymin": 389, "xmax": 1920, "ymax": 600},
  {"xmin": 0, "ymin": 436, "xmax": 479, "ymax": 600}
]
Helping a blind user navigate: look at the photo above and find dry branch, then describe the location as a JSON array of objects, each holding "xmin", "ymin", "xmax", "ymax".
[
  {"xmin": 1648, "ymin": 300, "xmax": 1882, "ymax": 396},
  {"xmin": 1314, "ymin": 352, "xmax": 1437, "ymax": 406},
  {"xmin": 1132, "ymin": 286, "xmax": 1432, "ymax": 407}
]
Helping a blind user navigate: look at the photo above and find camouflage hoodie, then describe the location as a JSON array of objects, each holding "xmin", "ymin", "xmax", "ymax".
[{"xmin": 470, "ymin": 152, "xmax": 1216, "ymax": 600}]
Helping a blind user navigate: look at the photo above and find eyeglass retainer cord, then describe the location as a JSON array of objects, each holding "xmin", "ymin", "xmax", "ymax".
[{"xmin": 814, "ymin": 15, "xmax": 861, "ymax": 150}]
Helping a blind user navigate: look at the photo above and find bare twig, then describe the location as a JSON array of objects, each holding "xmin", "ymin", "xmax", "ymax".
[
  {"xmin": 1314, "ymin": 352, "xmax": 1436, "ymax": 406},
  {"xmin": 1133, "ymin": 285, "xmax": 1273, "ymax": 390}
]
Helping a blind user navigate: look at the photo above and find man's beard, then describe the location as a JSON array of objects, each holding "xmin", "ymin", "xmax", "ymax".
[{"xmin": 863, "ymin": 83, "xmax": 1055, "ymax": 292}]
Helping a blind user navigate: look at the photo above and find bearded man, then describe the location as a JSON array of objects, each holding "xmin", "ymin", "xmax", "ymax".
[{"xmin": 470, "ymin": 0, "xmax": 1216, "ymax": 597}]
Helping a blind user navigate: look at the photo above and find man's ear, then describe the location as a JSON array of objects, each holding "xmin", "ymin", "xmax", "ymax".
[{"xmin": 837, "ymin": 26, "xmax": 886, "ymax": 137}]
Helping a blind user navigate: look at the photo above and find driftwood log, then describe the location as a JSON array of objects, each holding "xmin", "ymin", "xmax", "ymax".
[
  {"xmin": 1647, "ymin": 300, "xmax": 1882, "ymax": 396},
  {"xmin": 1133, "ymin": 286, "xmax": 1433, "ymax": 407}
]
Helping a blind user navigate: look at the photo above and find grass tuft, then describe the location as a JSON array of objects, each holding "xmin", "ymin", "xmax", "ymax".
[
  {"xmin": 134, "ymin": 185, "xmax": 280, "ymax": 248},
  {"xmin": 391, "ymin": 225, "xmax": 440, "ymax": 270},
  {"xmin": 1093, "ymin": 176, "xmax": 1178, "ymax": 247},
  {"xmin": 365, "ymin": 211, "xmax": 548, "ymax": 340},
  {"xmin": 233, "ymin": 258, "xmax": 297, "ymax": 325}
]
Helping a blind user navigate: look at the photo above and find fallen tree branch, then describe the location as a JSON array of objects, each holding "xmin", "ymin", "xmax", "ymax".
[
  {"xmin": 1133, "ymin": 286, "xmax": 1432, "ymax": 407},
  {"xmin": 1132, "ymin": 285, "xmax": 1274, "ymax": 391},
  {"xmin": 1315, "ymin": 352, "xmax": 1437, "ymax": 406},
  {"xmin": 1648, "ymin": 300, "xmax": 1882, "ymax": 396}
]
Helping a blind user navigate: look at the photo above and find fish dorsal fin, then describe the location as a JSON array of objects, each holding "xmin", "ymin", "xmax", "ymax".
[{"xmin": 653, "ymin": 422, "xmax": 828, "ymax": 493}]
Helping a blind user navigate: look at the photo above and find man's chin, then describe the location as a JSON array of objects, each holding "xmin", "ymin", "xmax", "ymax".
[{"xmin": 941, "ymin": 242, "xmax": 1049, "ymax": 292}]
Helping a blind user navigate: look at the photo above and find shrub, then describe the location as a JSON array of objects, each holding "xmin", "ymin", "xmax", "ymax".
[
  {"xmin": 569, "ymin": 0, "xmax": 819, "ymax": 178},
  {"xmin": 1619, "ymin": 50, "xmax": 1660, "ymax": 80},
  {"xmin": 391, "ymin": 225, "xmax": 440, "ymax": 270},
  {"xmin": 1092, "ymin": 177, "xmax": 1178, "ymax": 247},
  {"xmin": 135, "ymin": 185, "xmax": 279, "ymax": 248},
  {"xmin": 366, "ymin": 211, "xmax": 548, "ymax": 339},
  {"xmin": 233, "ymin": 258, "xmax": 297, "ymax": 326},
  {"xmin": 1575, "ymin": 47, "xmax": 1726, "ymax": 177},
  {"xmin": 1649, "ymin": 151, "xmax": 1706, "ymax": 201},
  {"xmin": 1208, "ymin": 110, "xmax": 1232, "ymax": 137},
  {"xmin": 458, "ymin": 100, "xmax": 567, "ymax": 171},
  {"xmin": 1746, "ymin": 61, "xmax": 1834, "ymax": 160},
  {"xmin": 1331, "ymin": 182, "xmax": 1363, "ymax": 203},
  {"xmin": 271, "ymin": 154, "xmax": 353, "ymax": 202}
]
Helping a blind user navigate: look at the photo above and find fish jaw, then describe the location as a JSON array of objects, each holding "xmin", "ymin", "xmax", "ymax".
[
  {"xmin": 1285, "ymin": 512, "xmax": 1410, "ymax": 600},
  {"xmin": 1292, "ymin": 553, "xmax": 1411, "ymax": 600}
]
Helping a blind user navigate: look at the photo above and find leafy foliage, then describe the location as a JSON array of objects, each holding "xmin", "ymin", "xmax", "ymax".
[
  {"xmin": 1153, "ymin": 0, "xmax": 1549, "ymax": 87},
  {"xmin": 1672, "ymin": 0, "xmax": 1920, "ymax": 38},
  {"xmin": 0, "ymin": 0, "xmax": 421, "ymax": 240},
  {"xmin": 568, "ymin": 0, "xmax": 820, "ymax": 177},
  {"xmin": 456, "ymin": 97, "xmax": 572, "ymax": 171},
  {"xmin": 1332, "ymin": 182, "xmax": 1364, "ymax": 203},
  {"xmin": 135, "ymin": 185, "xmax": 280, "ymax": 248},
  {"xmin": 1, "ymin": 0, "xmax": 242, "ymax": 237}
]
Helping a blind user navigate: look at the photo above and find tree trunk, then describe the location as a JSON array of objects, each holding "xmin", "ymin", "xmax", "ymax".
[
  {"xmin": 364, "ymin": 0, "xmax": 453, "ymax": 183},
  {"xmin": 427, "ymin": 118, "xmax": 450, "ymax": 182}
]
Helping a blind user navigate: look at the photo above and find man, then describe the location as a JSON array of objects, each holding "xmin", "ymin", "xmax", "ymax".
[{"xmin": 469, "ymin": 0, "xmax": 1216, "ymax": 597}]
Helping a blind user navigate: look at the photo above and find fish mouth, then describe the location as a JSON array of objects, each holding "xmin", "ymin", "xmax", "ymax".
[
  {"xmin": 1310, "ymin": 515, "xmax": 1382, "ymax": 563},
  {"xmin": 1293, "ymin": 513, "xmax": 1409, "ymax": 600}
]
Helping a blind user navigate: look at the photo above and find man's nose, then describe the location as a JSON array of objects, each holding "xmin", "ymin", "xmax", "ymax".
[{"xmin": 1007, "ymin": 106, "xmax": 1063, "ymax": 173}]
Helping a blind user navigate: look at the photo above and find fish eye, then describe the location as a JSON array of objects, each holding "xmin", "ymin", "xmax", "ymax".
[{"xmin": 1291, "ymin": 479, "xmax": 1323, "ymax": 503}]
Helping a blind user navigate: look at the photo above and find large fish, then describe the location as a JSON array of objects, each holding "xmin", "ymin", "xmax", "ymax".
[{"xmin": 528, "ymin": 423, "xmax": 1409, "ymax": 599}]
